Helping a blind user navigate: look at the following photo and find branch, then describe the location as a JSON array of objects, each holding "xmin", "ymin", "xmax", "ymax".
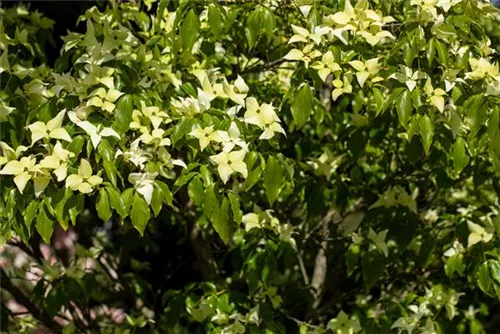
[
  {"xmin": 184, "ymin": 199, "xmax": 219, "ymax": 281},
  {"xmin": 239, "ymin": 58, "xmax": 287, "ymax": 76},
  {"xmin": 309, "ymin": 210, "xmax": 338, "ymax": 311},
  {"xmin": 0, "ymin": 268, "xmax": 62, "ymax": 332},
  {"xmin": 296, "ymin": 251, "xmax": 310, "ymax": 287}
]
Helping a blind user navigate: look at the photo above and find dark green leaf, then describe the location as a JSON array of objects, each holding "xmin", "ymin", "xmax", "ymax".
[
  {"xmin": 264, "ymin": 156, "xmax": 283, "ymax": 205},
  {"xmin": 208, "ymin": 4, "xmax": 224, "ymax": 39},
  {"xmin": 426, "ymin": 38, "xmax": 435, "ymax": 66},
  {"xmin": 103, "ymin": 160, "xmax": 117, "ymax": 187},
  {"xmin": 155, "ymin": 181, "xmax": 173, "ymax": 206},
  {"xmin": 291, "ymin": 84, "xmax": 313, "ymax": 130},
  {"xmin": 121, "ymin": 188, "xmax": 135, "ymax": 218},
  {"xmin": 188, "ymin": 176, "xmax": 204, "ymax": 206},
  {"xmin": 396, "ymin": 89, "xmax": 412, "ymax": 128},
  {"xmin": 36, "ymin": 206, "xmax": 54, "ymax": 244},
  {"xmin": 98, "ymin": 139, "xmax": 114, "ymax": 161},
  {"xmin": 173, "ymin": 172, "xmax": 197, "ymax": 193},
  {"xmin": 180, "ymin": 9, "xmax": 200, "ymax": 52},
  {"xmin": 451, "ymin": 137, "xmax": 469, "ymax": 177},
  {"xmin": 361, "ymin": 250, "xmax": 385, "ymax": 290},
  {"xmin": 24, "ymin": 200, "xmax": 38, "ymax": 230},
  {"xmin": 96, "ymin": 188, "xmax": 112, "ymax": 222},
  {"xmin": 171, "ymin": 117, "xmax": 195, "ymax": 145},
  {"xmin": 130, "ymin": 193, "xmax": 150, "ymax": 236},
  {"xmin": 66, "ymin": 136, "xmax": 85, "ymax": 158},
  {"xmin": 228, "ymin": 192, "xmax": 242, "ymax": 223},
  {"xmin": 212, "ymin": 196, "xmax": 231, "ymax": 244},
  {"xmin": 106, "ymin": 187, "xmax": 126, "ymax": 218},
  {"xmin": 151, "ymin": 186, "xmax": 163, "ymax": 217},
  {"xmin": 419, "ymin": 114, "xmax": 434, "ymax": 155},
  {"xmin": 113, "ymin": 95, "xmax": 133, "ymax": 134},
  {"xmin": 435, "ymin": 40, "xmax": 449, "ymax": 67},
  {"xmin": 202, "ymin": 184, "xmax": 218, "ymax": 218},
  {"xmin": 245, "ymin": 9, "xmax": 260, "ymax": 50},
  {"xmin": 55, "ymin": 188, "xmax": 73, "ymax": 230}
]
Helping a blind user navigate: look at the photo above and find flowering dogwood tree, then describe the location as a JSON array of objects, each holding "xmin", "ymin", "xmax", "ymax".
[{"xmin": 2, "ymin": 1, "xmax": 500, "ymax": 333}]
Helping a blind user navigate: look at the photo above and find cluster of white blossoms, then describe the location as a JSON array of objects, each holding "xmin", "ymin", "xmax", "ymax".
[
  {"xmin": 187, "ymin": 69, "xmax": 286, "ymax": 184},
  {"xmin": 0, "ymin": 12, "xmax": 288, "ymax": 200}
]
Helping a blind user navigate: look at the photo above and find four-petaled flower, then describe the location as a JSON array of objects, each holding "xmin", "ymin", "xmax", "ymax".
[
  {"xmin": 210, "ymin": 150, "xmax": 248, "ymax": 184},
  {"xmin": 244, "ymin": 97, "xmax": 285, "ymax": 140},
  {"xmin": 39, "ymin": 141, "xmax": 75, "ymax": 181},
  {"xmin": 76, "ymin": 121, "xmax": 121, "ymax": 148},
  {"xmin": 212, "ymin": 122, "xmax": 247, "ymax": 152},
  {"xmin": 190, "ymin": 126, "xmax": 217, "ymax": 151},
  {"xmin": 128, "ymin": 172, "xmax": 158, "ymax": 205},
  {"xmin": 86, "ymin": 87, "xmax": 124, "ymax": 113},
  {"xmin": 65, "ymin": 159, "xmax": 103, "ymax": 194},
  {"xmin": 26, "ymin": 109, "xmax": 72, "ymax": 144},
  {"xmin": 348, "ymin": 58, "xmax": 383, "ymax": 88},
  {"xmin": 0, "ymin": 155, "xmax": 49, "ymax": 196},
  {"xmin": 328, "ymin": 310, "xmax": 361, "ymax": 334},
  {"xmin": 311, "ymin": 51, "xmax": 342, "ymax": 82}
]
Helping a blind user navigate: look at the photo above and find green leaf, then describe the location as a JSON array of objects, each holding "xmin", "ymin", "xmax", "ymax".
[
  {"xmin": 291, "ymin": 84, "xmax": 313, "ymax": 130},
  {"xmin": 426, "ymin": 38, "xmax": 435, "ymax": 66},
  {"xmin": 264, "ymin": 156, "xmax": 283, "ymax": 205},
  {"xmin": 346, "ymin": 244, "xmax": 360, "ymax": 276},
  {"xmin": 68, "ymin": 194, "xmax": 84, "ymax": 226},
  {"xmin": 419, "ymin": 114, "xmax": 434, "ymax": 155},
  {"xmin": 98, "ymin": 139, "xmax": 114, "ymax": 161},
  {"xmin": 451, "ymin": 137, "xmax": 469, "ymax": 177},
  {"xmin": 155, "ymin": 181, "xmax": 173, "ymax": 206},
  {"xmin": 202, "ymin": 184, "xmax": 218, "ymax": 218},
  {"xmin": 130, "ymin": 193, "xmax": 150, "ymax": 236},
  {"xmin": 435, "ymin": 40, "xmax": 449, "ymax": 67},
  {"xmin": 407, "ymin": 114, "xmax": 420, "ymax": 143},
  {"xmin": 361, "ymin": 250, "xmax": 385, "ymax": 290},
  {"xmin": 464, "ymin": 95, "xmax": 485, "ymax": 138},
  {"xmin": 96, "ymin": 188, "xmax": 112, "ymax": 222},
  {"xmin": 0, "ymin": 46, "xmax": 10, "ymax": 74},
  {"xmin": 396, "ymin": 90, "xmax": 412, "ymax": 128},
  {"xmin": 477, "ymin": 261, "xmax": 494, "ymax": 297},
  {"xmin": 245, "ymin": 8, "xmax": 260, "ymax": 50},
  {"xmin": 212, "ymin": 196, "xmax": 231, "ymax": 244},
  {"xmin": 261, "ymin": 7, "xmax": 276, "ymax": 40},
  {"xmin": 151, "ymin": 186, "xmax": 163, "ymax": 217},
  {"xmin": 445, "ymin": 253, "xmax": 465, "ymax": 278},
  {"xmin": 373, "ymin": 87, "xmax": 384, "ymax": 116},
  {"xmin": 66, "ymin": 136, "xmax": 85, "ymax": 158},
  {"xmin": 121, "ymin": 188, "xmax": 135, "ymax": 218},
  {"xmin": 103, "ymin": 160, "xmax": 117, "ymax": 187},
  {"xmin": 200, "ymin": 165, "xmax": 213, "ymax": 187},
  {"xmin": 106, "ymin": 187, "xmax": 126, "ymax": 218},
  {"xmin": 171, "ymin": 117, "xmax": 195, "ymax": 145},
  {"xmin": 245, "ymin": 166, "xmax": 262, "ymax": 191},
  {"xmin": 113, "ymin": 95, "xmax": 133, "ymax": 134},
  {"xmin": 403, "ymin": 40, "xmax": 416, "ymax": 67},
  {"xmin": 180, "ymin": 9, "xmax": 200, "ymax": 52},
  {"xmin": 135, "ymin": 11, "xmax": 151, "ymax": 31},
  {"xmin": 489, "ymin": 108, "xmax": 500, "ymax": 157},
  {"xmin": 173, "ymin": 172, "xmax": 197, "ymax": 193},
  {"xmin": 55, "ymin": 188, "xmax": 73, "ymax": 230},
  {"xmin": 188, "ymin": 176, "xmax": 204, "ymax": 206},
  {"xmin": 156, "ymin": 0, "xmax": 168, "ymax": 28},
  {"xmin": 24, "ymin": 200, "xmax": 38, "ymax": 230},
  {"xmin": 208, "ymin": 4, "xmax": 224, "ymax": 39},
  {"xmin": 228, "ymin": 192, "xmax": 242, "ymax": 223},
  {"xmin": 36, "ymin": 206, "xmax": 54, "ymax": 244}
]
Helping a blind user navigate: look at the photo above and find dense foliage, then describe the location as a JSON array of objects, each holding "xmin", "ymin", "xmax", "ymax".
[{"xmin": 2, "ymin": 0, "xmax": 500, "ymax": 333}]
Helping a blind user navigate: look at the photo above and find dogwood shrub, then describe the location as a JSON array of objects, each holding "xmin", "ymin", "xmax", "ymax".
[{"xmin": 2, "ymin": 0, "xmax": 500, "ymax": 333}]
